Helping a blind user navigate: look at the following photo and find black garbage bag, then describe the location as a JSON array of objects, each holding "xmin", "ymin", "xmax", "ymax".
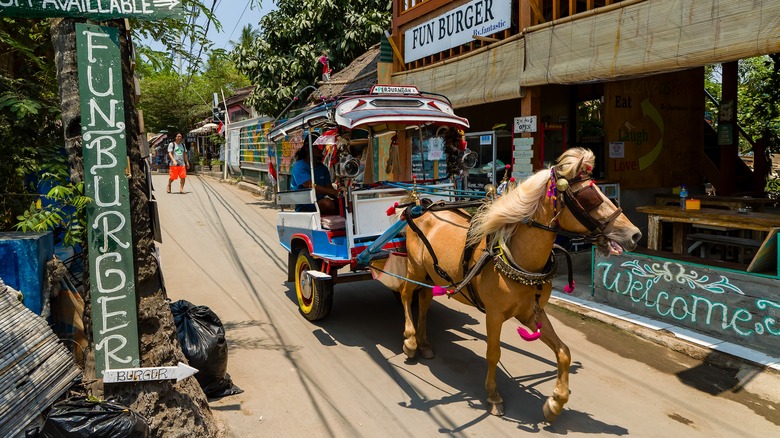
[
  {"xmin": 41, "ymin": 397, "xmax": 149, "ymax": 438},
  {"xmin": 170, "ymin": 300, "xmax": 243, "ymax": 398}
]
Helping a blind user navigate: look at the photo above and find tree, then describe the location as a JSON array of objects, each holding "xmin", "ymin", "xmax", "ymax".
[
  {"xmin": 50, "ymin": 16, "xmax": 223, "ymax": 435},
  {"xmin": 233, "ymin": 0, "xmax": 391, "ymax": 117},
  {"xmin": 230, "ymin": 23, "xmax": 259, "ymax": 51},
  {"xmin": 138, "ymin": 49, "xmax": 249, "ymax": 134},
  {"xmin": 0, "ymin": 19, "xmax": 64, "ymax": 231},
  {"xmin": 737, "ymin": 55, "xmax": 780, "ymax": 154},
  {"xmin": 704, "ymin": 57, "xmax": 780, "ymax": 155}
]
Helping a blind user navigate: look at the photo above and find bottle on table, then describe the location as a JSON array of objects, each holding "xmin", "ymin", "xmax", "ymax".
[{"xmin": 679, "ymin": 185, "xmax": 688, "ymax": 210}]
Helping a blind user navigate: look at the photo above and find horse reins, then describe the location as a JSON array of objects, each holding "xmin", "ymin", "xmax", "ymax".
[
  {"xmin": 522, "ymin": 168, "xmax": 623, "ymax": 245},
  {"xmin": 401, "ymin": 164, "xmax": 619, "ymax": 311}
]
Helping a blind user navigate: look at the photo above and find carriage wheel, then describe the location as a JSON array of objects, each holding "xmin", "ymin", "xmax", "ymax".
[{"xmin": 294, "ymin": 248, "xmax": 333, "ymax": 321}]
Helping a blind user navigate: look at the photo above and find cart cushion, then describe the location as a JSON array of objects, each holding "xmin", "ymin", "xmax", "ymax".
[{"xmin": 321, "ymin": 215, "xmax": 346, "ymax": 230}]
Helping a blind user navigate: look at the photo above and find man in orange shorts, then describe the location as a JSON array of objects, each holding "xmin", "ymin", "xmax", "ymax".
[{"xmin": 167, "ymin": 132, "xmax": 189, "ymax": 193}]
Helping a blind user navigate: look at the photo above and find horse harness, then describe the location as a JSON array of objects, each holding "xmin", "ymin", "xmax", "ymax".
[
  {"xmin": 404, "ymin": 200, "xmax": 571, "ymax": 313},
  {"xmin": 403, "ymin": 167, "xmax": 620, "ymax": 312}
]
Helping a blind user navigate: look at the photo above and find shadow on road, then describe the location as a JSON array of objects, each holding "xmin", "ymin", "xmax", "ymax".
[{"xmin": 279, "ymin": 279, "xmax": 630, "ymax": 435}]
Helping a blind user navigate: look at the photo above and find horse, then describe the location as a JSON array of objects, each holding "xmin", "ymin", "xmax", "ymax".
[{"xmin": 397, "ymin": 147, "xmax": 642, "ymax": 421}]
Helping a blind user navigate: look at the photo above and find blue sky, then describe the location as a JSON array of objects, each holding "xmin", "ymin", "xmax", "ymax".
[
  {"xmin": 207, "ymin": 0, "xmax": 275, "ymax": 51},
  {"xmin": 141, "ymin": 1, "xmax": 275, "ymax": 61}
]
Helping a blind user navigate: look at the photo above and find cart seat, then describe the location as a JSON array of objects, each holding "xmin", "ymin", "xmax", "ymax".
[{"xmin": 321, "ymin": 215, "xmax": 346, "ymax": 230}]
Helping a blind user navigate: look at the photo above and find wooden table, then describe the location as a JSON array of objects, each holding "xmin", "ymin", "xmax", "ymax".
[
  {"xmin": 636, "ymin": 205, "xmax": 780, "ymax": 254},
  {"xmin": 654, "ymin": 194, "xmax": 776, "ymax": 211}
]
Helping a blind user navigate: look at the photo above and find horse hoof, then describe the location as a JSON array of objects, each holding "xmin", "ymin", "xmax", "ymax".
[
  {"xmin": 542, "ymin": 398, "xmax": 561, "ymax": 422},
  {"xmin": 419, "ymin": 347, "xmax": 435, "ymax": 360},
  {"xmin": 403, "ymin": 339, "xmax": 417, "ymax": 359},
  {"xmin": 488, "ymin": 401, "xmax": 505, "ymax": 416}
]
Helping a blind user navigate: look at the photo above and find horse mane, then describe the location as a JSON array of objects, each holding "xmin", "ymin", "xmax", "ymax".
[{"xmin": 467, "ymin": 147, "xmax": 595, "ymax": 248}]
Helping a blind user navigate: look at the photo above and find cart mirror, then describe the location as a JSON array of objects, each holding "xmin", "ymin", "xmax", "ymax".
[
  {"xmin": 343, "ymin": 158, "xmax": 361, "ymax": 177},
  {"xmin": 461, "ymin": 149, "xmax": 478, "ymax": 169},
  {"xmin": 337, "ymin": 156, "xmax": 361, "ymax": 178}
]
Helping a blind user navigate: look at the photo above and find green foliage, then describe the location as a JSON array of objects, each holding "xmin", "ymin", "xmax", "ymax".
[
  {"xmin": 233, "ymin": 0, "xmax": 391, "ymax": 117},
  {"xmin": 230, "ymin": 24, "xmax": 259, "ymax": 51},
  {"xmin": 0, "ymin": 18, "xmax": 62, "ymax": 231},
  {"xmin": 137, "ymin": 49, "xmax": 250, "ymax": 134},
  {"xmin": 703, "ymin": 64, "xmax": 722, "ymax": 127},
  {"xmin": 15, "ymin": 179, "xmax": 91, "ymax": 247},
  {"xmin": 765, "ymin": 176, "xmax": 780, "ymax": 197},
  {"xmin": 737, "ymin": 55, "xmax": 780, "ymax": 154},
  {"xmin": 706, "ymin": 57, "xmax": 780, "ymax": 155},
  {"xmin": 130, "ymin": 0, "xmax": 222, "ymax": 75},
  {"xmin": 208, "ymin": 131, "xmax": 224, "ymax": 146}
]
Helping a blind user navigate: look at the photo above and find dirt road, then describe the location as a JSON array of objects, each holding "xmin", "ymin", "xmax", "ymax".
[{"xmin": 154, "ymin": 174, "xmax": 779, "ymax": 437}]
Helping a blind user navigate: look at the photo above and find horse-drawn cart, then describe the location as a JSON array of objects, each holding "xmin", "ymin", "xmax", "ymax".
[
  {"xmin": 270, "ymin": 84, "xmax": 643, "ymax": 420},
  {"xmin": 270, "ymin": 85, "xmax": 473, "ymax": 321}
]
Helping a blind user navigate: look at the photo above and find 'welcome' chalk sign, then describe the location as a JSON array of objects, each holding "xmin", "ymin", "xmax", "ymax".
[{"xmin": 77, "ymin": 23, "xmax": 140, "ymax": 375}]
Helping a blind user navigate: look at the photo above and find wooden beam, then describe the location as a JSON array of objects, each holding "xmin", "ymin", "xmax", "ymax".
[
  {"xmin": 529, "ymin": 0, "xmax": 546, "ymax": 24},
  {"xmin": 383, "ymin": 31, "xmax": 406, "ymax": 71},
  {"xmin": 473, "ymin": 35, "xmax": 499, "ymax": 43}
]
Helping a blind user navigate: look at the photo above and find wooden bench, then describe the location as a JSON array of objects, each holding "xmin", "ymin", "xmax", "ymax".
[{"xmin": 686, "ymin": 233, "xmax": 762, "ymax": 263}]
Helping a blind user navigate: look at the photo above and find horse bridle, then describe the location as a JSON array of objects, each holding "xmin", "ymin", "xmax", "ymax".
[{"xmin": 551, "ymin": 167, "xmax": 623, "ymax": 240}]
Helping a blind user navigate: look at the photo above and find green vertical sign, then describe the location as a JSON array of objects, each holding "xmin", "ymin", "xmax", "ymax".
[{"xmin": 76, "ymin": 23, "xmax": 140, "ymax": 376}]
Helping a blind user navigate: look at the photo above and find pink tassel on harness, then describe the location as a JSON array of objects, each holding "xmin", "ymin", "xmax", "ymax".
[
  {"xmin": 564, "ymin": 280, "xmax": 576, "ymax": 294},
  {"xmin": 517, "ymin": 323, "xmax": 543, "ymax": 341},
  {"xmin": 432, "ymin": 286, "xmax": 449, "ymax": 296}
]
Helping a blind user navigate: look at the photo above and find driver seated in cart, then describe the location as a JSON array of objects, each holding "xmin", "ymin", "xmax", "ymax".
[{"xmin": 290, "ymin": 138, "xmax": 341, "ymax": 215}]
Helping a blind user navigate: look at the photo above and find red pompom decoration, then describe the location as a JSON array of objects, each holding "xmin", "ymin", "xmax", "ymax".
[{"xmin": 386, "ymin": 202, "xmax": 399, "ymax": 216}]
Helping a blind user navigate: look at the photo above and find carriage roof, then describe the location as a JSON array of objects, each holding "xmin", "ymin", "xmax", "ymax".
[{"xmin": 268, "ymin": 85, "xmax": 469, "ymax": 141}]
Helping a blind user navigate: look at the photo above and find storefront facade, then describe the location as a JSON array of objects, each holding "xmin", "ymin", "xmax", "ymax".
[{"xmin": 387, "ymin": 0, "xmax": 780, "ymax": 354}]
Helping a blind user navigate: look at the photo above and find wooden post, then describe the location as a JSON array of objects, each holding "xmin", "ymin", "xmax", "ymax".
[
  {"xmin": 521, "ymin": 86, "xmax": 543, "ymax": 169},
  {"xmin": 720, "ymin": 61, "xmax": 738, "ymax": 195}
]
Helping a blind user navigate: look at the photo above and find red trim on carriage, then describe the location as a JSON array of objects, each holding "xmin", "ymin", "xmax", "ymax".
[
  {"xmin": 326, "ymin": 230, "xmax": 346, "ymax": 241},
  {"xmin": 291, "ymin": 233, "xmax": 313, "ymax": 254},
  {"xmin": 350, "ymin": 240, "xmax": 405, "ymax": 258}
]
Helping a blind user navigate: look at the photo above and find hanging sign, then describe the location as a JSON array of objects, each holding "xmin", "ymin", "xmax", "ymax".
[
  {"xmin": 77, "ymin": 23, "xmax": 140, "ymax": 376},
  {"xmin": 404, "ymin": 0, "xmax": 511, "ymax": 63},
  {"xmin": 514, "ymin": 116, "xmax": 537, "ymax": 133},
  {"xmin": 103, "ymin": 362, "xmax": 198, "ymax": 383},
  {"xmin": 0, "ymin": 0, "xmax": 184, "ymax": 20}
]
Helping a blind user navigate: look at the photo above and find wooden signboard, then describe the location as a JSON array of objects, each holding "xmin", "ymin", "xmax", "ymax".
[
  {"xmin": 77, "ymin": 23, "xmax": 140, "ymax": 375},
  {"xmin": 593, "ymin": 251, "xmax": 780, "ymax": 355},
  {"xmin": 603, "ymin": 69, "xmax": 704, "ymax": 189},
  {"xmin": 0, "ymin": 0, "xmax": 184, "ymax": 20},
  {"xmin": 103, "ymin": 362, "xmax": 197, "ymax": 383}
]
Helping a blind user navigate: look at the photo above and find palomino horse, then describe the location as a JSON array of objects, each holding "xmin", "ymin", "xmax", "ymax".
[{"xmin": 398, "ymin": 148, "xmax": 641, "ymax": 420}]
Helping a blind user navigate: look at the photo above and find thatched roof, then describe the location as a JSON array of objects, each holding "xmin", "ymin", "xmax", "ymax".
[{"xmin": 308, "ymin": 44, "xmax": 379, "ymax": 103}]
